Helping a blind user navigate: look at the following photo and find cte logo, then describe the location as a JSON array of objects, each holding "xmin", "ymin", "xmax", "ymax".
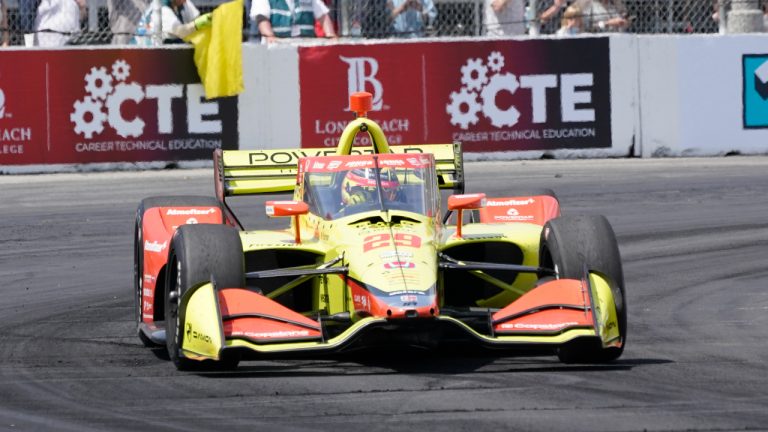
[
  {"xmin": 70, "ymin": 60, "xmax": 223, "ymax": 139},
  {"xmin": 446, "ymin": 51, "xmax": 597, "ymax": 130}
]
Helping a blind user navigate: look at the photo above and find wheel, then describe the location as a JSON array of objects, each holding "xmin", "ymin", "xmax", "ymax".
[
  {"xmin": 134, "ymin": 196, "xmax": 223, "ymax": 347},
  {"xmin": 165, "ymin": 224, "xmax": 244, "ymax": 370},
  {"xmin": 539, "ymin": 214, "xmax": 627, "ymax": 363}
]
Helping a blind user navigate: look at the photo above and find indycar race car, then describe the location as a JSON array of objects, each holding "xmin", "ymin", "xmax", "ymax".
[{"xmin": 133, "ymin": 92, "xmax": 626, "ymax": 370}]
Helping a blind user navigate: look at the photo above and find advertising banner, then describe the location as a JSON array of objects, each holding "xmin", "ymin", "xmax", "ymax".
[
  {"xmin": 298, "ymin": 38, "xmax": 612, "ymax": 152},
  {"xmin": 0, "ymin": 49, "xmax": 238, "ymax": 166}
]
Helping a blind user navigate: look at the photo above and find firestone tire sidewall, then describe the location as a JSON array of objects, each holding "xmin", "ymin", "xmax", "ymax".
[
  {"xmin": 164, "ymin": 224, "xmax": 244, "ymax": 371},
  {"xmin": 540, "ymin": 214, "xmax": 627, "ymax": 363}
]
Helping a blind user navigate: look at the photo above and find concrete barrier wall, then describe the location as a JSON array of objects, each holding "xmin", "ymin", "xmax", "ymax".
[
  {"xmin": 237, "ymin": 34, "xmax": 768, "ymax": 158},
  {"xmin": 637, "ymin": 34, "xmax": 768, "ymax": 157},
  {"xmin": 3, "ymin": 34, "xmax": 768, "ymax": 169}
]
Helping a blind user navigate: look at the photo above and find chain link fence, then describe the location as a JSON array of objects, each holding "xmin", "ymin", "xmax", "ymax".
[{"xmin": 0, "ymin": 0, "xmax": 764, "ymax": 46}]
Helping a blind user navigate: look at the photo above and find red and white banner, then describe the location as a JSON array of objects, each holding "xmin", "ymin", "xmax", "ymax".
[
  {"xmin": 299, "ymin": 38, "xmax": 612, "ymax": 152},
  {"xmin": 0, "ymin": 49, "xmax": 238, "ymax": 166}
]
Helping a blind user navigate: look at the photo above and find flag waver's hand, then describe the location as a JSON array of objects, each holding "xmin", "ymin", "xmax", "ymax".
[{"xmin": 194, "ymin": 13, "xmax": 213, "ymax": 30}]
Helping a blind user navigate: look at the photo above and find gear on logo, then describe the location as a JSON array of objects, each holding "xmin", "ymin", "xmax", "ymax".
[
  {"xmin": 85, "ymin": 66, "xmax": 114, "ymax": 100},
  {"xmin": 460, "ymin": 58, "xmax": 489, "ymax": 91},
  {"xmin": 112, "ymin": 60, "xmax": 131, "ymax": 82},
  {"xmin": 487, "ymin": 51, "xmax": 505, "ymax": 73},
  {"xmin": 446, "ymin": 88, "xmax": 481, "ymax": 130},
  {"xmin": 480, "ymin": 73, "xmax": 521, "ymax": 128},
  {"xmin": 70, "ymin": 97, "xmax": 107, "ymax": 139}
]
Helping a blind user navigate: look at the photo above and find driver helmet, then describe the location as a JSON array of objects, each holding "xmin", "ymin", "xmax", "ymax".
[{"xmin": 341, "ymin": 168, "xmax": 400, "ymax": 205}]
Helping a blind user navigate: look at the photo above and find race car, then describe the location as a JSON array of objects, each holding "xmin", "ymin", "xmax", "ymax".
[{"xmin": 133, "ymin": 92, "xmax": 627, "ymax": 370}]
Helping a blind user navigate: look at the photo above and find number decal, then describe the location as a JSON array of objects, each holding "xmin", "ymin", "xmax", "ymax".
[
  {"xmin": 363, "ymin": 233, "xmax": 421, "ymax": 252},
  {"xmin": 394, "ymin": 233, "xmax": 421, "ymax": 248}
]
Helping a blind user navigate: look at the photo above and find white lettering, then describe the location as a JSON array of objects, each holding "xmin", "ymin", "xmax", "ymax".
[
  {"xmin": 144, "ymin": 240, "xmax": 167, "ymax": 253},
  {"xmin": 561, "ymin": 73, "xmax": 595, "ymax": 122},
  {"xmin": 520, "ymin": 74, "xmax": 558, "ymax": 123},
  {"xmin": 340, "ymin": 56, "xmax": 383, "ymax": 110},
  {"xmin": 166, "ymin": 208, "xmax": 217, "ymax": 216},
  {"xmin": 187, "ymin": 84, "xmax": 222, "ymax": 134},
  {"xmin": 145, "ymin": 85, "xmax": 184, "ymax": 134}
]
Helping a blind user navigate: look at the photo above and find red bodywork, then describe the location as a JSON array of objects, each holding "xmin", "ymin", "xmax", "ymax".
[
  {"xmin": 479, "ymin": 196, "xmax": 560, "ymax": 225},
  {"xmin": 140, "ymin": 206, "xmax": 224, "ymax": 322}
]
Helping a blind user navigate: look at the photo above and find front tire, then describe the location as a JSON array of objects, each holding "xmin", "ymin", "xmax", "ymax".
[
  {"xmin": 539, "ymin": 215, "xmax": 627, "ymax": 363},
  {"xmin": 165, "ymin": 224, "xmax": 244, "ymax": 371}
]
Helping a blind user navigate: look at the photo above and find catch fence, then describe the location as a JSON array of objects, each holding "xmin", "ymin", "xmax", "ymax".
[{"xmin": 0, "ymin": 0, "xmax": 759, "ymax": 46}]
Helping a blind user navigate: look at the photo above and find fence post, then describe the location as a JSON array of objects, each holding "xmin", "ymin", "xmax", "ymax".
[
  {"xmin": 528, "ymin": 0, "xmax": 540, "ymax": 35},
  {"xmin": 727, "ymin": 0, "xmax": 764, "ymax": 32},
  {"xmin": 719, "ymin": 0, "xmax": 728, "ymax": 33},
  {"xmin": 339, "ymin": 0, "xmax": 349, "ymax": 37},
  {"xmin": 152, "ymin": 0, "xmax": 163, "ymax": 46}
]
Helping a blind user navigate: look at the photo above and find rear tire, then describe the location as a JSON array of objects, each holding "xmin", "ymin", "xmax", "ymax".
[
  {"xmin": 165, "ymin": 224, "xmax": 244, "ymax": 371},
  {"xmin": 134, "ymin": 196, "xmax": 223, "ymax": 348},
  {"xmin": 539, "ymin": 215, "xmax": 627, "ymax": 363}
]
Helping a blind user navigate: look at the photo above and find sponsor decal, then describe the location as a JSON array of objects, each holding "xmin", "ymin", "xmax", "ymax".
[
  {"xmin": 70, "ymin": 60, "xmax": 222, "ymax": 140},
  {"xmin": 143, "ymin": 300, "xmax": 153, "ymax": 311},
  {"xmin": 165, "ymin": 208, "xmax": 217, "ymax": 216},
  {"xmin": 379, "ymin": 250, "xmax": 414, "ymax": 259},
  {"xmin": 486, "ymin": 198, "xmax": 535, "ymax": 207},
  {"xmin": 742, "ymin": 54, "xmax": 768, "ymax": 128},
  {"xmin": 446, "ymin": 51, "xmax": 599, "ymax": 138},
  {"xmin": 0, "ymin": 87, "xmax": 32, "ymax": 157},
  {"xmin": 499, "ymin": 321, "xmax": 580, "ymax": 331},
  {"xmin": 143, "ymin": 288, "xmax": 152, "ymax": 297},
  {"xmin": 341, "ymin": 56, "xmax": 384, "ymax": 111},
  {"xmin": 353, "ymin": 294, "xmax": 370, "ymax": 311},
  {"xmin": 384, "ymin": 261, "xmax": 416, "ymax": 269},
  {"xmin": 345, "ymin": 160, "xmax": 372, "ymax": 168},
  {"xmin": 144, "ymin": 240, "xmax": 167, "ymax": 253},
  {"xmin": 234, "ymin": 330, "xmax": 311, "ymax": 339},
  {"xmin": 186, "ymin": 218, "xmax": 198, "ymax": 224},
  {"xmin": 186, "ymin": 323, "xmax": 213, "ymax": 343}
]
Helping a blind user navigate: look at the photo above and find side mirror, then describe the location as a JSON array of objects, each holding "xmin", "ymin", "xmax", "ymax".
[
  {"xmin": 447, "ymin": 193, "xmax": 486, "ymax": 238},
  {"xmin": 266, "ymin": 201, "xmax": 309, "ymax": 243}
]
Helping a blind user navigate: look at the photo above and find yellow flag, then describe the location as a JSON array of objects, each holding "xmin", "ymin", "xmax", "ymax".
[{"xmin": 185, "ymin": 0, "xmax": 244, "ymax": 99}]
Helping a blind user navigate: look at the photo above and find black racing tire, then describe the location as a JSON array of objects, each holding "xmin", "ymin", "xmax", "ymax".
[
  {"xmin": 539, "ymin": 215, "xmax": 627, "ymax": 363},
  {"xmin": 133, "ymin": 196, "xmax": 222, "ymax": 348},
  {"xmin": 165, "ymin": 224, "xmax": 244, "ymax": 371}
]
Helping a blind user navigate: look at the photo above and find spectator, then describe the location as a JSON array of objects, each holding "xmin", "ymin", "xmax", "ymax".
[
  {"xmin": 132, "ymin": 0, "xmax": 211, "ymax": 45},
  {"xmin": 108, "ymin": 0, "xmax": 151, "ymax": 45},
  {"xmin": 250, "ymin": 0, "xmax": 337, "ymax": 43},
  {"xmin": 34, "ymin": 0, "xmax": 85, "ymax": 46},
  {"xmin": 19, "ymin": 0, "xmax": 39, "ymax": 41},
  {"xmin": 1, "ymin": 0, "xmax": 9, "ymax": 47},
  {"xmin": 538, "ymin": 0, "xmax": 566, "ymax": 31},
  {"xmin": 387, "ymin": 0, "xmax": 437, "ymax": 38},
  {"xmin": 556, "ymin": 4, "xmax": 582, "ymax": 35},
  {"xmin": 574, "ymin": 0, "xmax": 628, "ymax": 32},
  {"xmin": 484, "ymin": 0, "xmax": 525, "ymax": 36}
]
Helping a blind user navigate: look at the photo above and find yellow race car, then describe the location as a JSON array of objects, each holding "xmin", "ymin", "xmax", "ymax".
[{"xmin": 133, "ymin": 92, "xmax": 626, "ymax": 370}]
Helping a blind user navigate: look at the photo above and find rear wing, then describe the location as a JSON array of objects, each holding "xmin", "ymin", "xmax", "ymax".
[{"xmin": 214, "ymin": 143, "xmax": 465, "ymax": 201}]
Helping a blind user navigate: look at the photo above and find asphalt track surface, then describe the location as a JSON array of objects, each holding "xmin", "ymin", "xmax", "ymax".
[{"xmin": 1, "ymin": 157, "xmax": 767, "ymax": 431}]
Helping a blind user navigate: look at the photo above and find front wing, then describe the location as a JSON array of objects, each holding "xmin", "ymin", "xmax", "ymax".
[{"xmin": 179, "ymin": 273, "xmax": 622, "ymax": 361}]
